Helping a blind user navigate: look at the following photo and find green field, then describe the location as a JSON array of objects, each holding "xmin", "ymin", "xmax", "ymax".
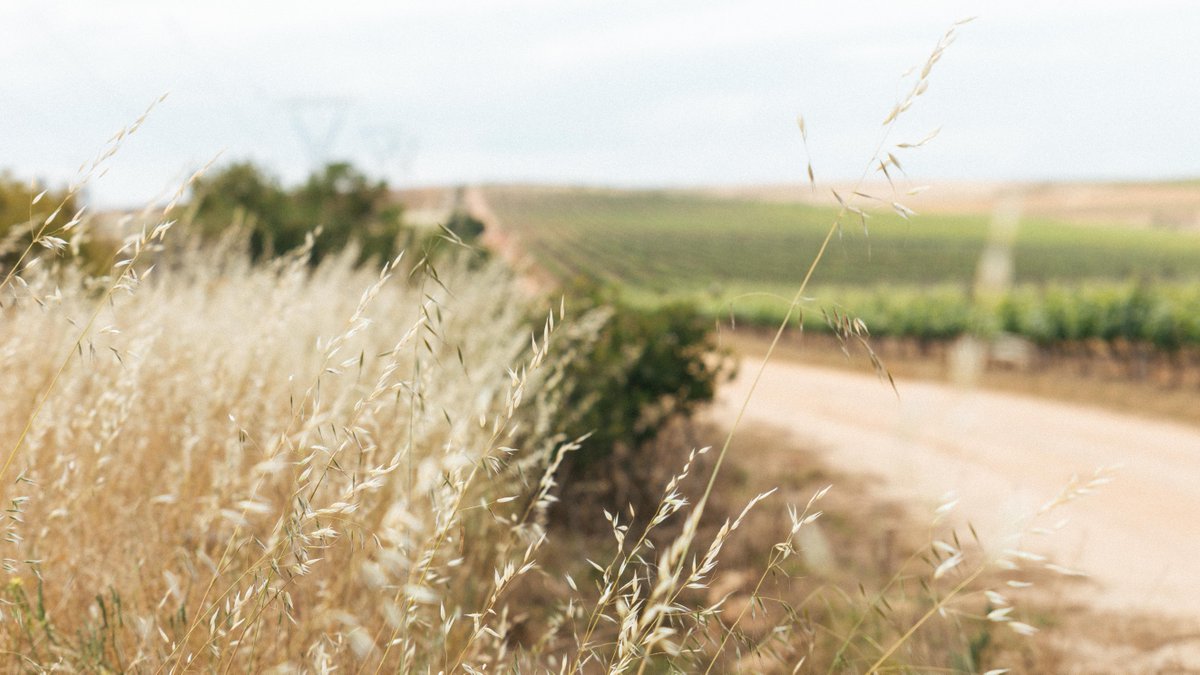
[
  {"xmin": 484, "ymin": 186, "xmax": 1200, "ymax": 348},
  {"xmin": 485, "ymin": 187, "xmax": 1200, "ymax": 291}
]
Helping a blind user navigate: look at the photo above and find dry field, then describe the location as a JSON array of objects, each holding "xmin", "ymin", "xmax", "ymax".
[{"xmin": 703, "ymin": 180, "xmax": 1200, "ymax": 232}]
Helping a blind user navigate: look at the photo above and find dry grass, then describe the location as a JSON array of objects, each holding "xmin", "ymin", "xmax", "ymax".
[{"xmin": 0, "ymin": 227, "xmax": 581, "ymax": 669}]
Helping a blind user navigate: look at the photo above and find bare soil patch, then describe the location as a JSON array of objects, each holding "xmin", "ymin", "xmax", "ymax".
[
  {"xmin": 723, "ymin": 330, "xmax": 1200, "ymax": 429},
  {"xmin": 709, "ymin": 342, "xmax": 1200, "ymax": 668},
  {"xmin": 712, "ymin": 417, "xmax": 1200, "ymax": 673}
]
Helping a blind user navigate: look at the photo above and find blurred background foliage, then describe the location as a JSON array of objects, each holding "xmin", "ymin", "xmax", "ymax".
[
  {"xmin": 189, "ymin": 161, "xmax": 409, "ymax": 265},
  {"xmin": 0, "ymin": 171, "xmax": 80, "ymax": 267}
]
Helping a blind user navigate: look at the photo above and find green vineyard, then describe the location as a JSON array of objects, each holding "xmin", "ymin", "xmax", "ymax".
[
  {"xmin": 691, "ymin": 282, "xmax": 1200, "ymax": 351},
  {"xmin": 484, "ymin": 186, "xmax": 1200, "ymax": 349}
]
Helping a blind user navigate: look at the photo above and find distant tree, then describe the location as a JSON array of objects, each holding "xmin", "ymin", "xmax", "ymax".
[
  {"xmin": 291, "ymin": 162, "xmax": 405, "ymax": 264},
  {"xmin": 190, "ymin": 162, "xmax": 290, "ymax": 259},
  {"xmin": 444, "ymin": 209, "xmax": 486, "ymax": 243},
  {"xmin": 190, "ymin": 161, "xmax": 406, "ymax": 264}
]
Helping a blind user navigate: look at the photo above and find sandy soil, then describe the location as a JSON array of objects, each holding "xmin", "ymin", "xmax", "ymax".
[{"xmin": 708, "ymin": 353, "xmax": 1200, "ymax": 625}]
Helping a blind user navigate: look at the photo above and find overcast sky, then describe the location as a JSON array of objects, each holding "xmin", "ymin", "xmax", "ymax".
[{"xmin": 2, "ymin": 1, "xmax": 1198, "ymax": 207}]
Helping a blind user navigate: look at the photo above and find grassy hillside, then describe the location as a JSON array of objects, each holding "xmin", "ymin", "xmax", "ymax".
[{"xmin": 484, "ymin": 186, "xmax": 1200, "ymax": 293}]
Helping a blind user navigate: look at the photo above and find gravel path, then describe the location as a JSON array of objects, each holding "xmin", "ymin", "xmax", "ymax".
[{"xmin": 709, "ymin": 355, "xmax": 1200, "ymax": 621}]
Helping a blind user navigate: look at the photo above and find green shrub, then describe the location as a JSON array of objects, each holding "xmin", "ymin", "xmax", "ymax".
[
  {"xmin": 444, "ymin": 208, "xmax": 486, "ymax": 243},
  {"xmin": 547, "ymin": 285, "xmax": 732, "ymax": 496}
]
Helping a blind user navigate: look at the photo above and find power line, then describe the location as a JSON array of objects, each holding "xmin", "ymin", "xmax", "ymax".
[{"xmin": 285, "ymin": 96, "xmax": 351, "ymax": 169}]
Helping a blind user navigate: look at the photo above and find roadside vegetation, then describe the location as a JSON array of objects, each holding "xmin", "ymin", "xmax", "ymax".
[{"xmin": 679, "ymin": 281, "xmax": 1200, "ymax": 377}]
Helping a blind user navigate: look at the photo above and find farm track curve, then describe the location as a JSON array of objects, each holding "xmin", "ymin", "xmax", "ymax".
[{"xmin": 708, "ymin": 352, "xmax": 1200, "ymax": 626}]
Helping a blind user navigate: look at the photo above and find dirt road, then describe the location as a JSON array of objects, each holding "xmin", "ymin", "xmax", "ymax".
[{"xmin": 708, "ymin": 353, "xmax": 1200, "ymax": 622}]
